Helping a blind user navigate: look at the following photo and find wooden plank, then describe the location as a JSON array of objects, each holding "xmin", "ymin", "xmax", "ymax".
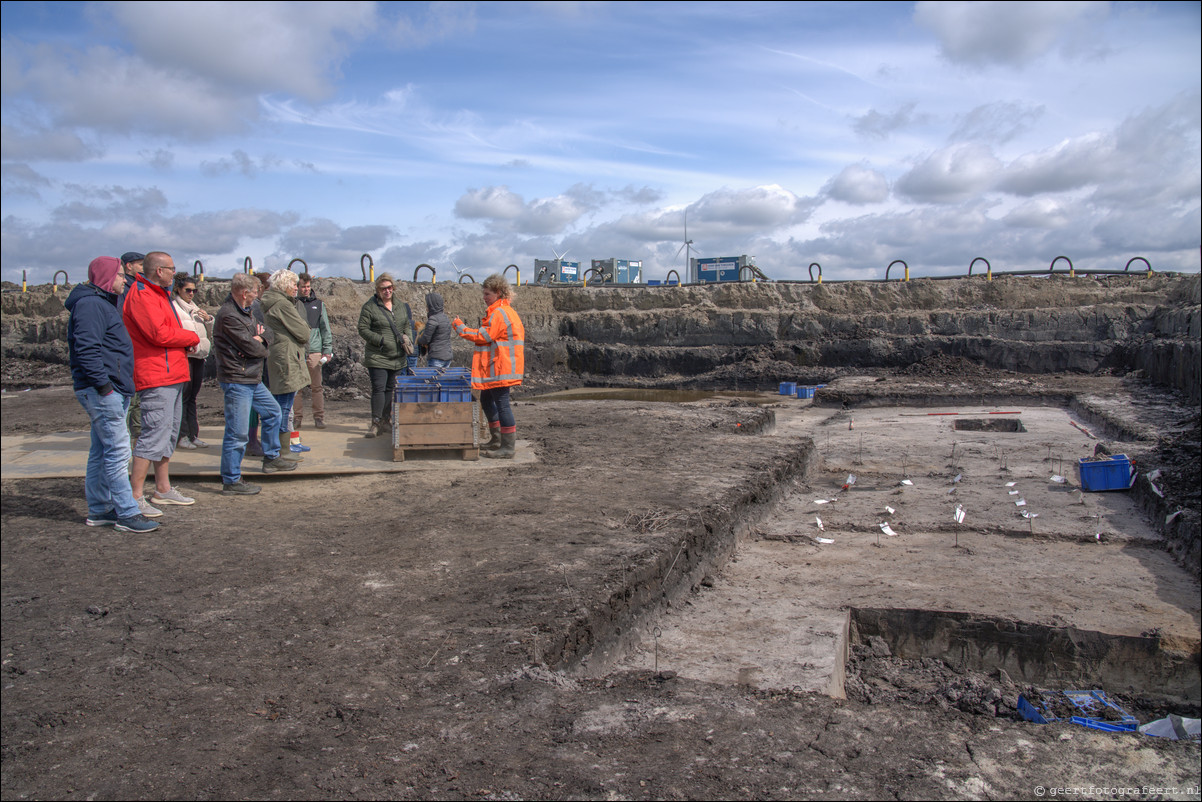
[
  {"xmin": 392, "ymin": 445, "xmax": 480, "ymax": 462},
  {"xmin": 394, "ymin": 423, "xmax": 474, "ymax": 447},
  {"xmin": 391, "ymin": 401, "xmax": 474, "ymax": 426}
]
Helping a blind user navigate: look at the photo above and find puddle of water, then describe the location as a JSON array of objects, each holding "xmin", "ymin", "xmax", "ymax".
[{"xmin": 527, "ymin": 387, "xmax": 775, "ymax": 404}]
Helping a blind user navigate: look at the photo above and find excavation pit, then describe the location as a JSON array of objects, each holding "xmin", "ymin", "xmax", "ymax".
[
  {"xmin": 850, "ymin": 607, "xmax": 1200, "ymax": 704},
  {"xmin": 609, "ymin": 400, "xmax": 1199, "ymax": 717},
  {"xmin": 953, "ymin": 417, "xmax": 1027, "ymax": 432}
]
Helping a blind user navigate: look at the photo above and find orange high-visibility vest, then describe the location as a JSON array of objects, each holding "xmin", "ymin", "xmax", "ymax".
[{"xmin": 453, "ymin": 299, "xmax": 524, "ymax": 390}]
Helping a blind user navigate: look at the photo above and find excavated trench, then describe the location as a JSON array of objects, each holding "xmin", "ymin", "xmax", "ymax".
[
  {"xmin": 560, "ymin": 396, "xmax": 1200, "ymax": 715},
  {"xmin": 850, "ymin": 607, "xmax": 1200, "ymax": 703}
]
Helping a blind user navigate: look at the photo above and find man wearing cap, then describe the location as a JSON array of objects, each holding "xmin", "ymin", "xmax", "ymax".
[
  {"xmin": 64, "ymin": 257, "xmax": 159, "ymax": 533},
  {"xmin": 118, "ymin": 252, "xmax": 145, "ymax": 306},
  {"xmin": 122, "ymin": 251, "xmax": 200, "ymax": 516}
]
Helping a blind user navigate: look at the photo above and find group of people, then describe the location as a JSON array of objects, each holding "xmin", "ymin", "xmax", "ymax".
[
  {"xmin": 67, "ymin": 257, "xmax": 525, "ymax": 532},
  {"xmin": 357, "ymin": 272, "xmax": 524, "ymax": 459},
  {"xmin": 66, "ymin": 254, "xmax": 337, "ymax": 531}
]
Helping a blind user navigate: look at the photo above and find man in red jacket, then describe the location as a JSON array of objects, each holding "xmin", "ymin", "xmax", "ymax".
[{"xmin": 122, "ymin": 251, "xmax": 200, "ymax": 516}]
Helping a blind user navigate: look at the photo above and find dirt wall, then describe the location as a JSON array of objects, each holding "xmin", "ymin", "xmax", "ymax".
[{"xmin": 3, "ymin": 274, "xmax": 1199, "ymax": 403}]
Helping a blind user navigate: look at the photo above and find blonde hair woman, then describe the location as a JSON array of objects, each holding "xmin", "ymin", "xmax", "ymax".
[
  {"xmin": 452, "ymin": 273, "xmax": 525, "ymax": 458},
  {"xmin": 261, "ymin": 269, "xmax": 311, "ymax": 451}
]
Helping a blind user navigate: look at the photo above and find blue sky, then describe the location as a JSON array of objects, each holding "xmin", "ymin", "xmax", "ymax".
[{"xmin": 2, "ymin": 1, "xmax": 1199, "ymax": 284}]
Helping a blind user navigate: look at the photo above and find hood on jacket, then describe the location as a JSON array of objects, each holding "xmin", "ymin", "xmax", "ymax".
[
  {"xmin": 88, "ymin": 256, "xmax": 122, "ymax": 293},
  {"xmin": 425, "ymin": 292, "xmax": 445, "ymax": 316},
  {"xmin": 260, "ymin": 286, "xmax": 293, "ymax": 315},
  {"xmin": 65, "ymin": 281, "xmax": 116, "ymax": 312}
]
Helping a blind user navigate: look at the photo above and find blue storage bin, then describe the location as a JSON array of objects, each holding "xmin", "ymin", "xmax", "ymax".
[
  {"xmin": 397, "ymin": 387, "xmax": 437, "ymax": 403},
  {"xmin": 1078, "ymin": 454, "xmax": 1134, "ymax": 491},
  {"xmin": 796, "ymin": 386, "xmax": 816, "ymax": 399},
  {"xmin": 779, "ymin": 382, "xmax": 797, "ymax": 396}
]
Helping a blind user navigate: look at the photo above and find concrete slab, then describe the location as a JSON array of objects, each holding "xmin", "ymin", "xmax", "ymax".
[{"xmin": 1, "ymin": 422, "xmax": 535, "ymax": 479}]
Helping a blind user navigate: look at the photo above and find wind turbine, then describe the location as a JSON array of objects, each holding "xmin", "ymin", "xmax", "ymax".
[{"xmin": 673, "ymin": 210, "xmax": 699, "ymax": 282}]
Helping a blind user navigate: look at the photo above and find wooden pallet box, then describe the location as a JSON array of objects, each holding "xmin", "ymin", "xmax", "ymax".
[{"xmin": 391, "ymin": 400, "xmax": 480, "ymax": 461}]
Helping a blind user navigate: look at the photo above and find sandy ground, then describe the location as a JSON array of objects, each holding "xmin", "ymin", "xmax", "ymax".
[{"xmin": 2, "ymin": 380, "xmax": 1200, "ymax": 800}]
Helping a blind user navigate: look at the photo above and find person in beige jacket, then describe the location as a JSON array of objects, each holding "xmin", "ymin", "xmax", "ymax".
[{"xmin": 172, "ymin": 272, "xmax": 212, "ymax": 449}]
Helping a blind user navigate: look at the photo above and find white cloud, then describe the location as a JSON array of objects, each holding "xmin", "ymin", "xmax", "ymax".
[
  {"xmin": 1003, "ymin": 198, "xmax": 1071, "ymax": 229},
  {"xmin": 455, "ymin": 186, "xmax": 526, "ymax": 220},
  {"xmin": 1, "ymin": 185, "xmax": 299, "ymax": 271},
  {"xmin": 388, "ymin": 1, "xmax": 478, "ymax": 48},
  {"xmin": 914, "ymin": 1, "xmax": 1109, "ymax": 68},
  {"xmin": 689, "ymin": 185, "xmax": 817, "ymax": 235},
  {"xmin": 996, "ymin": 134, "xmax": 1117, "ymax": 196},
  {"xmin": 852, "ymin": 102, "xmax": 929, "ymax": 140},
  {"xmin": 895, "ymin": 144, "xmax": 1002, "ymax": 203},
  {"xmin": 517, "ymin": 195, "xmax": 585, "ymax": 235},
  {"xmin": 2, "ymin": 2, "xmax": 378, "ymax": 148},
  {"xmin": 273, "ymin": 219, "xmax": 396, "ymax": 267},
  {"xmin": 14, "ymin": 42, "xmax": 259, "ymax": 139},
  {"xmin": 949, "ymin": 101, "xmax": 1045, "ymax": 145},
  {"xmin": 1, "ymin": 163, "xmax": 51, "ymax": 200},
  {"xmin": 109, "ymin": 1, "xmax": 376, "ymax": 101},
  {"xmin": 0, "ymin": 123, "xmax": 99, "ymax": 161},
  {"xmin": 823, "ymin": 165, "xmax": 890, "ymax": 205},
  {"xmin": 454, "ymin": 186, "xmax": 588, "ymax": 235}
]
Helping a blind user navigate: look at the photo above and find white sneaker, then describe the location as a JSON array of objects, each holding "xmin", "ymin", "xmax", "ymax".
[
  {"xmin": 152, "ymin": 486, "xmax": 195, "ymax": 506},
  {"xmin": 137, "ymin": 496, "xmax": 163, "ymax": 517}
]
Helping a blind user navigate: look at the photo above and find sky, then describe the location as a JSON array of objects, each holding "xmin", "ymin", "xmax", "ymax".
[{"xmin": 2, "ymin": 0, "xmax": 1200, "ymax": 285}]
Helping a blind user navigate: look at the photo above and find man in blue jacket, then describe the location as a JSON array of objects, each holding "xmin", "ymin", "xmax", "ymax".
[{"xmin": 65, "ymin": 256, "xmax": 159, "ymax": 533}]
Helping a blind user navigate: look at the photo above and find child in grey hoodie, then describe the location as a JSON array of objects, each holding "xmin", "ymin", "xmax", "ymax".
[{"xmin": 417, "ymin": 291, "xmax": 454, "ymax": 368}]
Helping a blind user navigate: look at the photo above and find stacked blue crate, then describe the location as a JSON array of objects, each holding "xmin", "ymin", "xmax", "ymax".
[{"xmin": 395, "ymin": 368, "xmax": 473, "ymax": 404}]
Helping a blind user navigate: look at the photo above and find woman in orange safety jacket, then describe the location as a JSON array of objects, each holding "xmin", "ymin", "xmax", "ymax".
[{"xmin": 452, "ymin": 273, "xmax": 524, "ymax": 459}]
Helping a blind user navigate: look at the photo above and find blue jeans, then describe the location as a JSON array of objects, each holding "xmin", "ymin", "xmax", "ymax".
[
  {"xmin": 74, "ymin": 388, "xmax": 141, "ymax": 519},
  {"xmin": 480, "ymin": 386, "xmax": 514, "ymax": 428},
  {"xmin": 273, "ymin": 391, "xmax": 296, "ymax": 433},
  {"xmin": 220, "ymin": 382, "xmax": 282, "ymax": 484},
  {"xmin": 427, "ymin": 358, "xmax": 452, "ymax": 369}
]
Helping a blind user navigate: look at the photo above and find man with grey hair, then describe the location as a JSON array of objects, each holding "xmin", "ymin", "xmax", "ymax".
[
  {"xmin": 122, "ymin": 250, "xmax": 199, "ymax": 515},
  {"xmin": 212, "ymin": 272, "xmax": 297, "ymax": 495}
]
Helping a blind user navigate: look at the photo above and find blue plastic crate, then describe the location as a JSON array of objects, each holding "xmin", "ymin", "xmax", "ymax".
[
  {"xmin": 411, "ymin": 367, "xmax": 470, "ymax": 381},
  {"xmin": 796, "ymin": 386, "xmax": 816, "ymax": 399},
  {"xmin": 396, "ymin": 387, "xmax": 438, "ymax": 403},
  {"xmin": 1078, "ymin": 454, "xmax": 1134, "ymax": 492},
  {"xmin": 438, "ymin": 387, "xmax": 473, "ymax": 402},
  {"xmin": 779, "ymin": 382, "xmax": 797, "ymax": 396},
  {"xmin": 1018, "ymin": 690, "xmax": 1137, "ymax": 732}
]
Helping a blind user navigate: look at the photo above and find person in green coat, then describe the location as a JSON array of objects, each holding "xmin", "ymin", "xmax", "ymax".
[
  {"xmin": 261, "ymin": 269, "xmax": 311, "ymax": 451},
  {"xmin": 357, "ymin": 272, "xmax": 410, "ymax": 438}
]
